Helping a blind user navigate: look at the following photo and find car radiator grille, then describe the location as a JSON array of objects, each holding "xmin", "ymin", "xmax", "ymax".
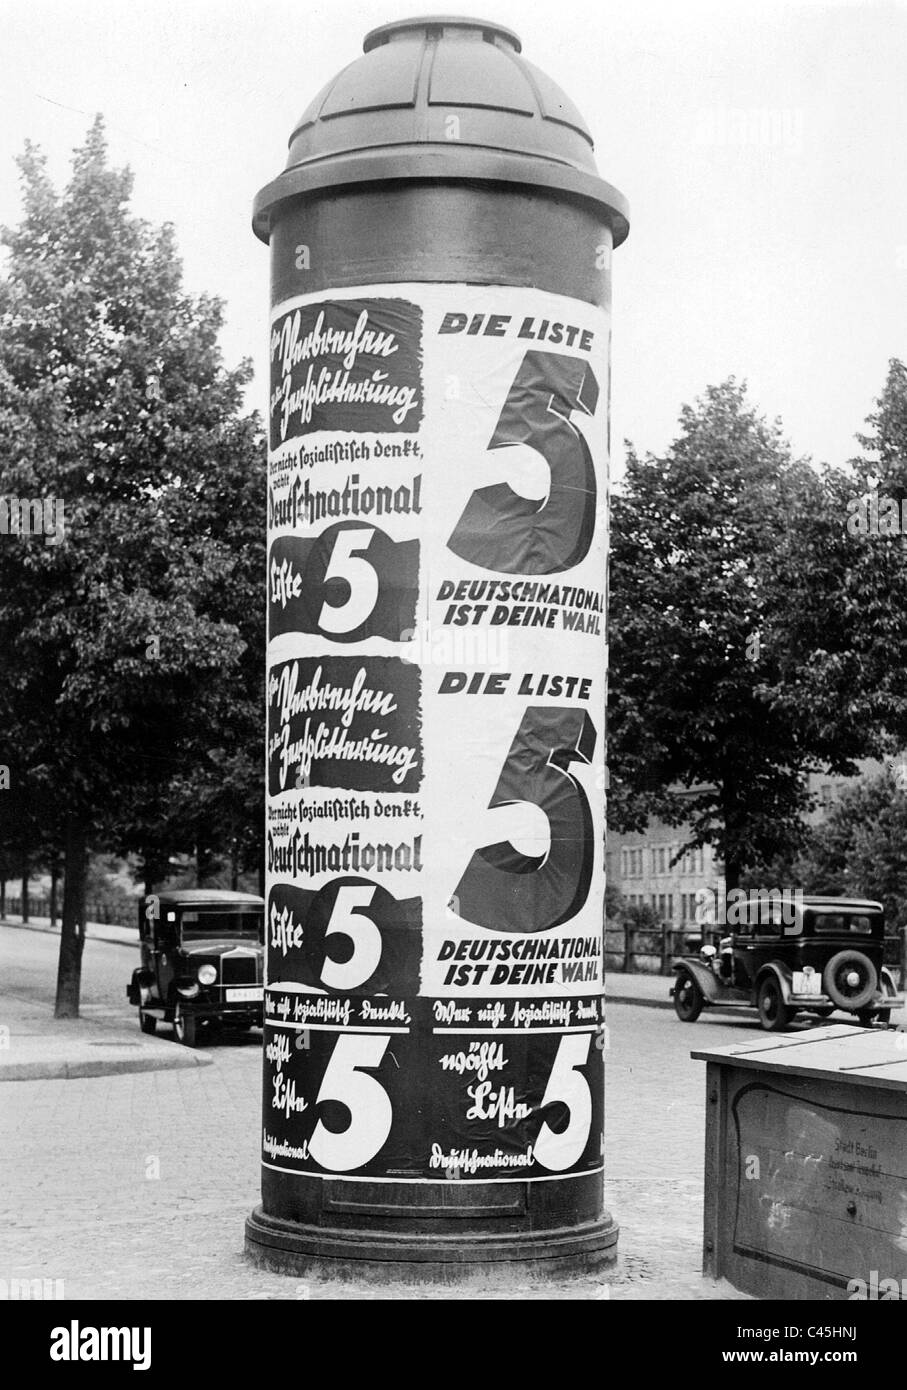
[{"xmin": 220, "ymin": 955, "xmax": 259, "ymax": 986}]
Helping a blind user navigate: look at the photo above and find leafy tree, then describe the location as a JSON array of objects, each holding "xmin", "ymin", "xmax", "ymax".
[
  {"xmin": 604, "ymin": 880, "xmax": 625, "ymax": 921},
  {"xmin": 778, "ymin": 360, "xmax": 907, "ymax": 757},
  {"xmin": 741, "ymin": 767, "xmax": 907, "ymax": 972},
  {"xmin": 0, "ymin": 119, "xmax": 264, "ymax": 1015},
  {"xmin": 607, "ymin": 379, "xmax": 883, "ymax": 891}
]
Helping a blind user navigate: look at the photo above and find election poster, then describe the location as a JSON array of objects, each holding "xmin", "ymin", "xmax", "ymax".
[{"xmin": 264, "ymin": 283, "xmax": 609, "ymax": 1182}]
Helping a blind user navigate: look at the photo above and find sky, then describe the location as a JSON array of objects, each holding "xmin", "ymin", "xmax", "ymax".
[{"xmin": 1, "ymin": 0, "xmax": 906, "ymax": 477}]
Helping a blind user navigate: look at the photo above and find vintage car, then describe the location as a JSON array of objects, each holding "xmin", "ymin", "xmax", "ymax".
[
  {"xmin": 672, "ymin": 895, "xmax": 902, "ymax": 1031},
  {"xmin": 127, "ymin": 890, "xmax": 264, "ymax": 1046}
]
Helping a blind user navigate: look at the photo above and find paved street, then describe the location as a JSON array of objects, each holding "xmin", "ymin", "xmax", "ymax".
[{"xmin": 0, "ymin": 923, "xmax": 756, "ymax": 1299}]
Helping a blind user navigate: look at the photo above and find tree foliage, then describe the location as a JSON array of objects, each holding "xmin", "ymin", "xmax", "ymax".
[
  {"xmin": 607, "ymin": 377, "xmax": 902, "ymax": 888},
  {"xmin": 0, "ymin": 119, "xmax": 264, "ymax": 1013},
  {"xmin": 741, "ymin": 768, "xmax": 907, "ymax": 936}
]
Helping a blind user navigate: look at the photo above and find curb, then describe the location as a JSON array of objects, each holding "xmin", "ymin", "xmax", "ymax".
[
  {"xmin": 0, "ymin": 1050, "xmax": 214, "ymax": 1083},
  {"xmin": 605, "ymin": 989, "xmax": 675, "ymax": 1011},
  {"xmin": 606, "ymin": 994, "xmax": 674, "ymax": 1012}
]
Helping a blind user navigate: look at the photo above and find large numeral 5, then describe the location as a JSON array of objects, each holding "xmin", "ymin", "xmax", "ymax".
[
  {"xmin": 319, "ymin": 527, "xmax": 379, "ymax": 634},
  {"xmin": 452, "ymin": 706, "xmax": 597, "ymax": 933},
  {"xmin": 535, "ymin": 1033, "xmax": 594, "ymax": 1172},
  {"xmin": 447, "ymin": 351, "xmax": 600, "ymax": 575},
  {"xmin": 320, "ymin": 885, "xmax": 382, "ymax": 991},
  {"xmin": 308, "ymin": 1033, "xmax": 393, "ymax": 1172}
]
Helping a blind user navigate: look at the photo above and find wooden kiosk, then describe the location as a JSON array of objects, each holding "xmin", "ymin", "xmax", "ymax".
[{"xmin": 695, "ymin": 1026, "xmax": 907, "ymax": 1299}]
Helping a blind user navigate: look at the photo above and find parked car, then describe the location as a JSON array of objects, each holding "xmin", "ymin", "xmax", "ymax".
[
  {"xmin": 127, "ymin": 890, "xmax": 264, "ymax": 1046},
  {"xmin": 672, "ymin": 895, "xmax": 902, "ymax": 1032}
]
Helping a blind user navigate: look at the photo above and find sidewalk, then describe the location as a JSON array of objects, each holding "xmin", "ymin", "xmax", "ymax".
[
  {"xmin": 0, "ymin": 920, "xmax": 212, "ymax": 1082},
  {"xmin": 1, "ymin": 911, "xmax": 138, "ymax": 950},
  {"xmin": 607, "ymin": 970, "xmax": 675, "ymax": 1010}
]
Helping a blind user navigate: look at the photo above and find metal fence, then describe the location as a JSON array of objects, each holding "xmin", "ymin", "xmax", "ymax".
[
  {"xmin": 0, "ymin": 896, "xmax": 134, "ymax": 927},
  {"xmin": 604, "ymin": 923, "xmax": 708, "ymax": 976}
]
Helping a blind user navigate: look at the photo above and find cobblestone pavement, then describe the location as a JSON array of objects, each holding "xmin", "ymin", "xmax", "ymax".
[{"xmin": 0, "ymin": 928, "xmax": 752, "ymax": 1299}]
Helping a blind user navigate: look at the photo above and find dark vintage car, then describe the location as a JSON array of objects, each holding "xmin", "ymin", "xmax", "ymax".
[
  {"xmin": 127, "ymin": 890, "xmax": 264, "ymax": 1046},
  {"xmin": 672, "ymin": 895, "xmax": 902, "ymax": 1031}
]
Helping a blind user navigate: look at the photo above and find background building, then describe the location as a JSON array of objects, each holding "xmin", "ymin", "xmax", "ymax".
[{"xmin": 606, "ymin": 761, "xmax": 883, "ymax": 925}]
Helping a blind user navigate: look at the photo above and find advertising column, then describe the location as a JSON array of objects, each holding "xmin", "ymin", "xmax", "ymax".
[{"xmin": 247, "ymin": 13, "xmax": 628, "ymax": 1278}]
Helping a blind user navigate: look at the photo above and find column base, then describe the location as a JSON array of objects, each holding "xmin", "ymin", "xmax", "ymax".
[{"xmin": 245, "ymin": 1205, "xmax": 618, "ymax": 1284}]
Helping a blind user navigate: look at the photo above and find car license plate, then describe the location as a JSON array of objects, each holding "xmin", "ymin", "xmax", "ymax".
[
  {"xmin": 226, "ymin": 987, "xmax": 263, "ymax": 1003},
  {"xmin": 793, "ymin": 971, "xmax": 821, "ymax": 996}
]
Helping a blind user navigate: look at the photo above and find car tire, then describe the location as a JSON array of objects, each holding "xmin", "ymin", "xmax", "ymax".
[
  {"xmin": 673, "ymin": 971, "xmax": 704, "ymax": 1022},
  {"xmin": 173, "ymin": 1005, "xmax": 197, "ymax": 1048},
  {"xmin": 822, "ymin": 951, "xmax": 877, "ymax": 1012},
  {"xmin": 758, "ymin": 976, "xmax": 794, "ymax": 1032},
  {"xmin": 138, "ymin": 1010, "xmax": 157, "ymax": 1035}
]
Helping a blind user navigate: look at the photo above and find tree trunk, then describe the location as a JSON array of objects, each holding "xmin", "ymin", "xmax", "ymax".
[
  {"xmin": 196, "ymin": 841, "xmax": 216, "ymax": 888},
  {"xmin": 50, "ymin": 858, "xmax": 59, "ymax": 927},
  {"xmin": 54, "ymin": 816, "xmax": 88, "ymax": 1018},
  {"xmin": 21, "ymin": 854, "xmax": 29, "ymax": 922},
  {"xmin": 720, "ymin": 781, "xmax": 741, "ymax": 921},
  {"xmin": 0, "ymin": 875, "xmax": 5, "ymax": 919}
]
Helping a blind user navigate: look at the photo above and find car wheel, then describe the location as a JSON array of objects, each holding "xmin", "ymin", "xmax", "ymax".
[
  {"xmin": 758, "ymin": 976, "xmax": 793, "ymax": 1032},
  {"xmin": 173, "ymin": 1005, "xmax": 197, "ymax": 1048},
  {"xmin": 673, "ymin": 971, "xmax": 704, "ymax": 1022},
  {"xmin": 822, "ymin": 951, "xmax": 877, "ymax": 1012},
  {"xmin": 138, "ymin": 1010, "xmax": 157, "ymax": 1035}
]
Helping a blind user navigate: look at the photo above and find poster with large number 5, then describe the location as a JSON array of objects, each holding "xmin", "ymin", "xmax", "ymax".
[
  {"xmin": 265, "ymin": 282, "xmax": 609, "ymax": 1183},
  {"xmin": 419, "ymin": 285, "xmax": 608, "ymax": 1003},
  {"xmin": 262, "ymin": 993, "xmax": 604, "ymax": 1181}
]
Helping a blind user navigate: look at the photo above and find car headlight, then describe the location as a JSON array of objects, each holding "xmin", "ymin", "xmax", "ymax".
[{"xmin": 197, "ymin": 964, "xmax": 217, "ymax": 986}]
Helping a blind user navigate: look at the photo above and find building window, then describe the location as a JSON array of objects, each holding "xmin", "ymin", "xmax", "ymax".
[{"xmin": 684, "ymin": 846, "xmax": 704, "ymax": 875}]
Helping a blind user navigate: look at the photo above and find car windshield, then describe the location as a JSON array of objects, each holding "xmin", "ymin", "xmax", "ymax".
[
  {"xmin": 180, "ymin": 910, "xmax": 262, "ymax": 941},
  {"xmin": 807, "ymin": 912, "xmax": 876, "ymax": 935}
]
